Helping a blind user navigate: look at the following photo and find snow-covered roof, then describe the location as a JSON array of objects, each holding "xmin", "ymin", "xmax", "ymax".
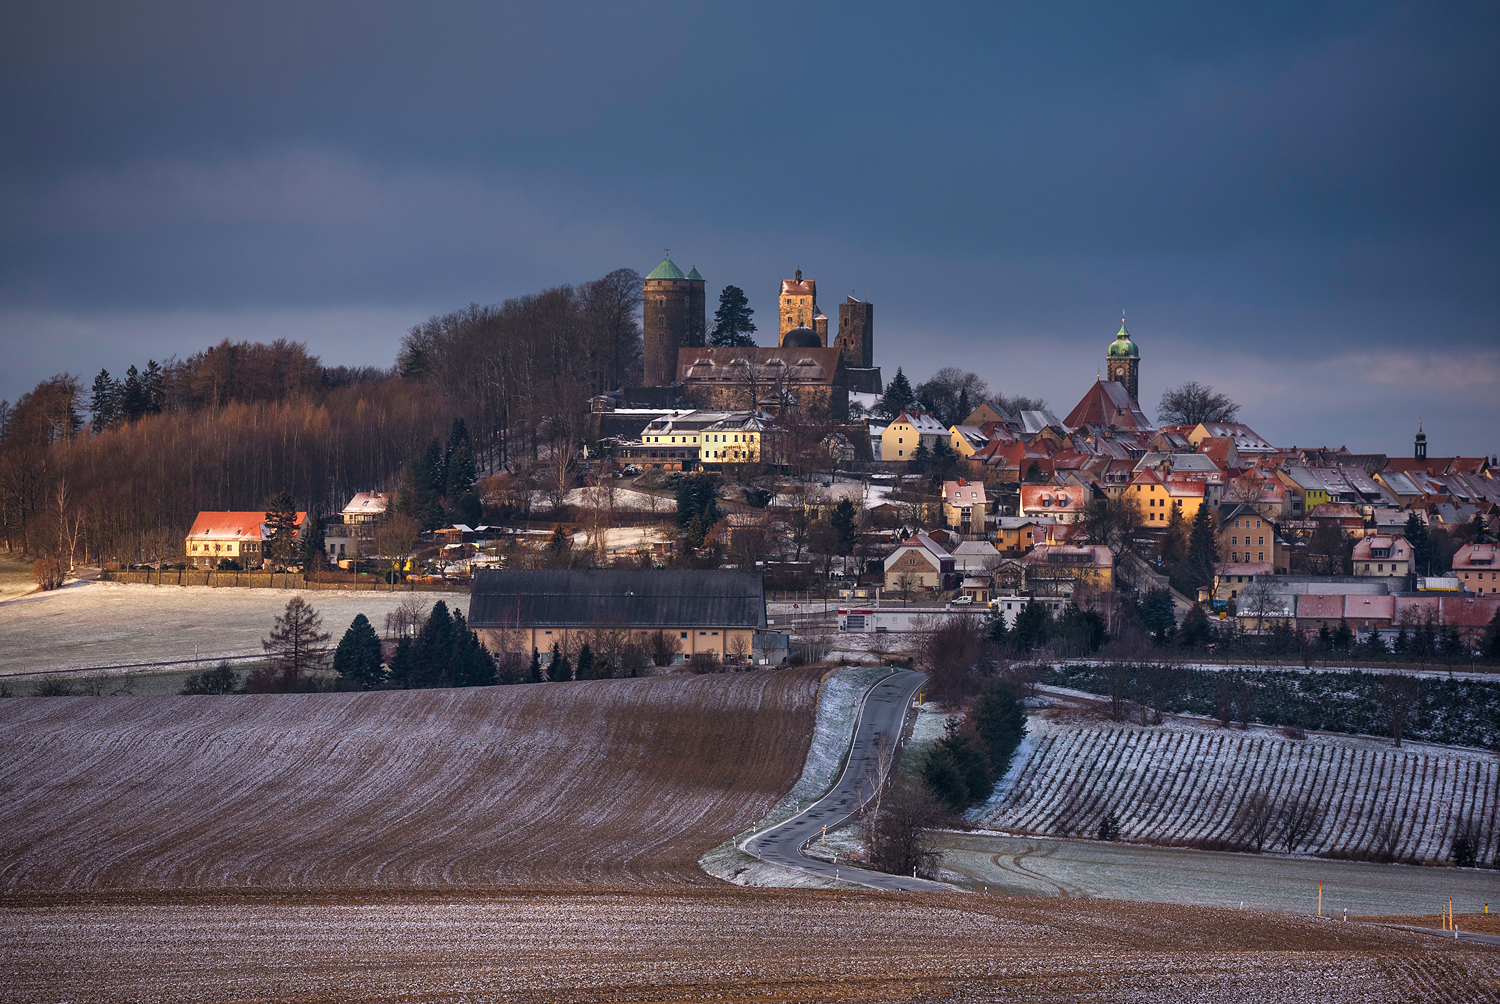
[{"xmin": 341, "ymin": 492, "xmax": 392, "ymax": 517}]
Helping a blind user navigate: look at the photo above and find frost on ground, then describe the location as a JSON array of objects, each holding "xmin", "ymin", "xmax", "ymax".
[
  {"xmin": 0, "ymin": 670, "xmax": 820, "ymax": 891},
  {"xmin": 3, "ymin": 887, "xmax": 1493, "ymax": 1003},
  {"xmin": 700, "ymin": 665, "xmax": 891, "ymax": 887},
  {"xmin": 976, "ymin": 710, "xmax": 1499, "ymax": 865},
  {"xmin": 0, "ymin": 579, "xmax": 443, "ymax": 675}
]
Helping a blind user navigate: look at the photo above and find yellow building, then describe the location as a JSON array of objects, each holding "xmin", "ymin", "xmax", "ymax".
[
  {"xmin": 1126, "ymin": 469, "xmax": 1206, "ymax": 526},
  {"xmin": 186, "ymin": 510, "xmax": 306, "ymax": 569},
  {"xmin": 621, "ymin": 409, "xmax": 767, "ymax": 470},
  {"xmin": 1276, "ymin": 467, "xmax": 1330, "ymax": 516},
  {"xmin": 881, "ymin": 411, "xmax": 948, "ymax": 462}
]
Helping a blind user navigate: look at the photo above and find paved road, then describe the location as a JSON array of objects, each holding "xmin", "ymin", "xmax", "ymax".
[
  {"xmin": 742, "ymin": 669, "xmax": 951, "ymax": 892},
  {"xmin": 1392, "ymin": 926, "xmax": 1500, "ymax": 948}
]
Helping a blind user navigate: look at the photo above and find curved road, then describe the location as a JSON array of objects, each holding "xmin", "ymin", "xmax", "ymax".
[{"xmin": 742, "ymin": 669, "xmax": 952, "ymax": 892}]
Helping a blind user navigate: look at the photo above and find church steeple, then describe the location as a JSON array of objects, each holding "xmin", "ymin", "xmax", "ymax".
[
  {"xmin": 1105, "ymin": 315, "xmax": 1140, "ymax": 406},
  {"xmin": 1415, "ymin": 418, "xmax": 1427, "ymax": 461}
]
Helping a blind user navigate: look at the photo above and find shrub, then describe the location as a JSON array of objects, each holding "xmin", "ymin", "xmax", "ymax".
[
  {"xmin": 31, "ymin": 677, "xmax": 77, "ymax": 696},
  {"xmin": 180, "ymin": 662, "xmax": 241, "ymax": 695},
  {"xmin": 32, "ymin": 558, "xmax": 66, "ymax": 591},
  {"xmin": 687, "ymin": 652, "xmax": 721, "ymax": 674}
]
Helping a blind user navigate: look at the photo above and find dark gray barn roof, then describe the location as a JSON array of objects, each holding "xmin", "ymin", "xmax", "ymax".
[{"xmin": 469, "ymin": 569, "xmax": 767, "ymax": 630}]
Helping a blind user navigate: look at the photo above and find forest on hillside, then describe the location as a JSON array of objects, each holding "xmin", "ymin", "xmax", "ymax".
[{"xmin": 0, "ymin": 269, "xmax": 644, "ymax": 563}]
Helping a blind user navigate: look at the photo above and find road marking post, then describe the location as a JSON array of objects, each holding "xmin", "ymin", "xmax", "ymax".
[{"xmin": 1317, "ymin": 883, "xmax": 1322, "ymax": 918}]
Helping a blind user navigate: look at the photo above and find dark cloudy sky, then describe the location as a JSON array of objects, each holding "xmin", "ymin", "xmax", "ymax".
[{"xmin": 3, "ymin": 2, "xmax": 1497, "ymax": 456}]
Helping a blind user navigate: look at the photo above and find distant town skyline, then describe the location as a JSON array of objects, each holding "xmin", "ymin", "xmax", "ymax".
[{"xmin": 2, "ymin": 2, "xmax": 1496, "ymax": 456}]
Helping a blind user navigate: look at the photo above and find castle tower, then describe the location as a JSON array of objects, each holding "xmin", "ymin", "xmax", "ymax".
[
  {"xmin": 1415, "ymin": 419, "xmax": 1427, "ymax": 461},
  {"xmin": 779, "ymin": 269, "xmax": 825, "ymax": 347},
  {"xmin": 642, "ymin": 252, "xmax": 705, "ymax": 387},
  {"xmin": 835, "ymin": 295, "xmax": 874, "ymax": 370},
  {"xmin": 1105, "ymin": 317, "xmax": 1140, "ymax": 406}
]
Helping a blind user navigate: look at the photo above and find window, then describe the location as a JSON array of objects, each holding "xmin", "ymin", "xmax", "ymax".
[
  {"xmin": 680, "ymin": 632, "xmax": 688, "ymax": 639},
  {"xmin": 1258, "ymin": 552, "xmax": 1264, "ymax": 562},
  {"xmin": 1258, "ymin": 537, "xmax": 1264, "ymax": 546}
]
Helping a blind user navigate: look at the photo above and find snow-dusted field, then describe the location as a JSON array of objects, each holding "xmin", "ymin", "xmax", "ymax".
[
  {"xmin": 0, "ymin": 670, "xmax": 820, "ymax": 891},
  {"xmin": 2, "ymin": 888, "xmax": 1491, "ymax": 1002},
  {"xmin": 0, "ymin": 579, "xmax": 443, "ymax": 675},
  {"xmin": 935, "ymin": 831, "xmax": 1500, "ymax": 916},
  {"xmin": 979, "ymin": 712, "xmax": 1499, "ymax": 865}
]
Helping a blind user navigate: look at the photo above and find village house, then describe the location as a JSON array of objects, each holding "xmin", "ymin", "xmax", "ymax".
[
  {"xmin": 1452, "ymin": 543, "xmax": 1499, "ymax": 595},
  {"xmin": 1215, "ymin": 503, "xmax": 1287, "ymax": 571},
  {"xmin": 1351, "ymin": 534, "xmax": 1412, "ymax": 577},
  {"xmin": 185, "ymin": 510, "xmax": 306, "ymax": 569},
  {"xmin": 941, "ymin": 478, "xmax": 989, "ymax": 533},
  {"xmin": 1212, "ymin": 562, "xmax": 1274, "ymax": 606},
  {"xmin": 882, "ymin": 532, "xmax": 955, "ymax": 594},
  {"xmin": 341, "ymin": 492, "xmax": 391, "ymax": 524},
  {"xmin": 880, "ymin": 410, "xmax": 948, "ymax": 462},
  {"xmin": 1019, "ymin": 544, "xmax": 1114, "ymax": 595},
  {"xmin": 1018, "ymin": 484, "xmax": 1088, "ymax": 522},
  {"xmin": 995, "ymin": 516, "xmax": 1053, "ymax": 554}
]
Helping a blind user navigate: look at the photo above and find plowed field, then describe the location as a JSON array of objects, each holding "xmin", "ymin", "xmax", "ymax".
[
  {"xmin": 0, "ymin": 671, "xmax": 820, "ymax": 891},
  {"xmin": 3, "ymin": 888, "xmax": 1496, "ymax": 1003}
]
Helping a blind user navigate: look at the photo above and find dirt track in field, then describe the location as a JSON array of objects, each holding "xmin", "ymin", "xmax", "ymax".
[
  {"xmin": 3, "ymin": 887, "xmax": 1496, "ymax": 1003},
  {"xmin": 0, "ymin": 671, "xmax": 820, "ymax": 891}
]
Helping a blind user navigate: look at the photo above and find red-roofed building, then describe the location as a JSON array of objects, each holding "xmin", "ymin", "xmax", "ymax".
[
  {"xmin": 1352, "ymin": 535, "xmax": 1411, "ymax": 577},
  {"xmin": 1453, "ymin": 543, "xmax": 1500, "ymax": 595},
  {"xmin": 1018, "ymin": 485, "xmax": 1088, "ymax": 522},
  {"xmin": 1064, "ymin": 379, "xmax": 1155, "ymax": 433},
  {"xmin": 186, "ymin": 510, "xmax": 307, "ymax": 569}
]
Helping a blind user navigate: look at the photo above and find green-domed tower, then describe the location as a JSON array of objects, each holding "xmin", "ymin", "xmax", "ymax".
[{"xmin": 1106, "ymin": 317, "xmax": 1140, "ymax": 406}]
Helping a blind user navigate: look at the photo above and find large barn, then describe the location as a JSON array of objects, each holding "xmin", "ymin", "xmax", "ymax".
[{"xmin": 468, "ymin": 569, "xmax": 771, "ymax": 663}]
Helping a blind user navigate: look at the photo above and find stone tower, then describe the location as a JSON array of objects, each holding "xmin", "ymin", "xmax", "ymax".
[
  {"xmin": 1105, "ymin": 318, "xmax": 1140, "ymax": 406},
  {"xmin": 642, "ymin": 252, "xmax": 705, "ymax": 387},
  {"xmin": 779, "ymin": 269, "xmax": 826, "ymax": 347},
  {"xmin": 835, "ymin": 295, "xmax": 874, "ymax": 370}
]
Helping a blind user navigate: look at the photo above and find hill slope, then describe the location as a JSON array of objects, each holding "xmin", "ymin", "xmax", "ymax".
[{"xmin": 0, "ymin": 670, "xmax": 821, "ymax": 891}]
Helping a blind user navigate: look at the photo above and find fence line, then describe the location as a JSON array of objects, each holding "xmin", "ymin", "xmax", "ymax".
[{"xmin": 99, "ymin": 570, "xmax": 468, "ymax": 593}]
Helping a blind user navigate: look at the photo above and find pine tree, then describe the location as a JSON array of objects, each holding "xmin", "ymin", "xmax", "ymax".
[
  {"xmin": 1024, "ymin": 460, "xmax": 1045, "ymax": 484},
  {"xmin": 121, "ymin": 365, "xmax": 147, "ymax": 422},
  {"xmin": 259, "ymin": 596, "xmax": 330, "ymax": 689},
  {"xmin": 418, "ymin": 601, "xmax": 456, "ymax": 687},
  {"xmin": 1180, "ymin": 604, "xmax": 1213, "ymax": 648},
  {"xmin": 142, "ymin": 360, "xmax": 164, "ymax": 414},
  {"xmin": 709, "ymin": 285, "xmax": 757, "ymax": 347},
  {"xmin": 529, "ymin": 648, "xmax": 543, "ymax": 683},
  {"xmin": 986, "ymin": 606, "xmax": 1009, "ymax": 646},
  {"xmin": 879, "ymin": 367, "xmax": 915, "ymax": 419},
  {"xmin": 576, "ymin": 643, "xmax": 596, "ymax": 680},
  {"xmin": 969, "ymin": 677, "xmax": 1027, "ymax": 778},
  {"xmin": 395, "ymin": 444, "xmax": 444, "ymax": 530},
  {"xmin": 389, "ymin": 635, "xmax": 416, "ymax": 687},
  {"xmin": 1014, "ymin": 598, "xmax": 1052, "ymax": 651},
  {"xmin": 450, "ymin": 610, "xmax": 496, "ymax": 687},
  {"xmin": 334, "ymin": 613, "xmax": 385, "ymax": 690},
  {"xmin": 1404, "ymin": 512, "xmax": 1433, "ymax": 577},
  {"xmin": 263, "ymin": 491, "xmax": 300, "ymax": 568},
  {"xmin": 1485, "ymin": 608, "xmax": 1500, "ymax": 660},
  {"xmin": 548, "ymin": 642, "xmax": 572, "ymax": 682},
  {"xmin": 1394, "ymin": 626, "xmax": 1410, "ymax": 654},
  {"xmin": 1185, "ymin": 505, "xmax": 1220, "ymax": 591},
  {"xmin": 909, "ymin": 440, "xmax": 930, "ymax": 475},
  {"xmin": 831, "ymin": 498, "xmax": 858, "ymax": 555},
  {"xmin": 89, "ymin": 369, "xmax": 120, "ymax": 432},
  {"xmin": 301, "ymin": 504, "xmax": 326, "ymax": 569}
]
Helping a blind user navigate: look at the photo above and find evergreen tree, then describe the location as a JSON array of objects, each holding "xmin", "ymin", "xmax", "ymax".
[
  {"xmin": 444, "ymin": 419, "xmax": 478, "ymax": 504},
  {"xmin": 1394, "ymin": 626, "xmax": 1410, "ymax": 654},
  {"xmin": 263, "ymin": 490, "xmax": 300, "ymax": 568},
  {"xmin": 908, "ymin": 440, "xmax": 930, "ymax": 475},
  {"xmin": 142, "ymin": 359, "xmax": 164, "ymax": 414},
  {"xmin": 576, "ymin": 643, "xmax": 596, "ymax": 680},
  {"xmin": 969, "ymin": 677, "xmax": 1027, "ymax": 778},
  {"xmin": 416, "ymin": 601, "xmax": 456, "ymax": 687},
  {"xmin": 334, "ymin": 613, "xmax": 385, "ymax": 690},
  {"xmin": 549, "ymin": 525, "xmax": 571, "ymax": 554},
  {"xmin": 930, "ymin": 437, "xmax": 959, "ymax": 480},
  {"xmin": 985, "ymin": 606, "xmax": 1010, "ymax": 646},
  {"xmin": 1404, "ymin": 512, "xmax": 1433, "ymax": 576},
  {"xmin": 389, "ymin": 635, "xmax": 416, "ymax": 687},
  {"xmin": 395, "ymin": 443, "xmax": 444, "ymax": 529},
  {"xmin": 920, "ymin": 747, "xmax": 969, "ymax": 813},
  {"xmin": 1332, "ymin": 619, "xmax": 1354, "ymax": 652},
  {"xmin": 1024, "ymin": 460, "xmax": 1045, "ymax": 484},
  {"xmin": 1013, "ymin": 598, "xmax": 1052, "ymax": 651},
  {"xmin": 301, "ymin": 504, "xmax": 326, "ymax": 568},
  {"xmin": 709, "ymin": 285, "xmax": 757, "ymax": 347},
  {"xmin": 1359, "ymin": 630, "xmax": 1388, "ymax": 659},
  {"xmin": 957, "ymin": 387, "xmax": 970, "ymax": 425},
  {"xmin": 530, "ymin": 648, "xmax": 543, "ymax": 683},
  {"xmin": 1317, "ymin": 624, "xmax": 1334, "ymax": 652},
  {"xmin": 831, "ymin": 498, "xmax": 858, "ymax": 555},
  {"xmin": 1056, "ymin": 602, "xmax": 1107, "ymax": 652},
  {"xmin": 1179, "ymin": 604, "xmax": 1213, "ymax": 649},
  {"xmin": 548, "ymin": 643, "xmax": 572, "ymax": 682},
  {"xmin": 879, "ymin": 367, "xmax": 915, "ymax": 419},
  {"xmin": 1485, "ymin": 607, "xmax": 1500, "ymax": 660},
  {"xmin": 920, "ymin": 718, "xmax": 993, "ymax": 812},
  {"xmin": 1469, "ymin": 512, "xmax": 1491, "ymax": 544},
  {"xmin": 449, "ymin": 610, "xmax": 496, "ymax": 687},
  {"xmin": 675, "ymin": 472, "xmax": 723, "ymax": 530},
  {"xmin": 89, "ymin": 369, "xmax": 120, "ymax": 432},
  {"xmin": 1140, "ymin": 588, "xmax": 1176, "ymax": 644},
  {"xmin": 121, "ymin": 364, "xmax": 148, "ymax": 421},
  {"xmin": 1185, "ymin": 505, "xmax": 1220, "ymax": 591}
]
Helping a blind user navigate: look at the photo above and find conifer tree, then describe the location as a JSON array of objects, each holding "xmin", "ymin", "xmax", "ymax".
[
  {"xmin": 879, "ymin": 368, "xmax": 915, "ymax": 419},
  {"xmin": 301, "ymin": 504, "xmax": 326, "ymax": 569},
  {"xmin": 709, "ymin": 285, "xmax": 757, "ymax": 347},
  {"xmin": 334, "ymin": 613, "xmax": 385, "ymax": 690},
  {"xmin": 548, "ymin": 642, "xmax": 572, "ymax": 682},
  {"xmin": 529, "ymin": 648, "xmax": 543, "ymax": 683},
  {"xmin": 1404, "ymin": 512, "xmax": 1433, "ymax": 576},
  {"xmin": 263, "ymin": 491, "xmax": 300, "ymax": 568},
  {"xmin": 969, "ymin": 677, "xmax": 1027, "ymax": 778},
  {"xmin": 89, "ymin": 369, "xmax": 120, "ymax": 432},
  {"xmin": 576, "ymin": 643, "xmax": 596, "ymax": 681},
  {"xmin": 1184, "ymin": 505, "xmax": 1219, "ymax": 591},
  {"xmin": 909, "ymin": 440, "xmax": 930, "ymax": 475}
]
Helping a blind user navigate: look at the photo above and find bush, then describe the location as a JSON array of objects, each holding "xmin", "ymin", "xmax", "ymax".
[
  {"xmin": 180, "ymin": 662, "xmax": 241, "ymax": 695},
  {"xmin": 687, "ymin": 652, "xmax": 721, "ymax": 674},
  {"xmin": 31, "ymin": 677, "xmax": 77, "ymax": 696},
  {"xmin": 32, "ymin": 558, "xmax": 67, "ymax": 591},
  {"xmin": 867, "ymin": 780, "xmax": 944, "ymax": 878}
]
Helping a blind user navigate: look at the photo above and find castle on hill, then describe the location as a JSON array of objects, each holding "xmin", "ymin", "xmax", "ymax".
[{"xmin": 640, "ymin": 254, "xmax": 882, "ymax": 421}]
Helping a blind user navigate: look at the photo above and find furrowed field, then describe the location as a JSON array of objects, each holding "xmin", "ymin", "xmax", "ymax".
[
  {"xmin": 0, "ymin": 671, "xmax": 820, "ymax": 891},
  {"xmin": 982, "ymin": 716, "xmax": 1499, "ymax": 864}
]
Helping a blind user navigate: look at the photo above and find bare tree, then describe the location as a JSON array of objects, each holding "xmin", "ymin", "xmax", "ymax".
[
  {"xmin": 1156, "ymin": 381, "xmax": 1240, "ymax": 426},
  {"xmin": 726, "ymin": 632, "xmax": 751, "ymax": 667},
  {"xmin": 1234, "ymin": 790, "xmax": 1276, "ymax": 852},
  {"xmin": 1374, "ymin": 811, "xmax": 1405, "ymax": 862},
  {"xmin": 895, "ymin": 571, "xmax": 919, "ymax": 606},
  {"xmin": 384, "ymin": 595, "xmax": 429, "ymax": 639},
  {"xmin": 375, "ymin": 513, "xmax": 422, "ymax": 571},
  {"xmin": 1279, "ymin": 796, "xmax": 1323, "ymax": 854},
  {"xmin": 54, "ymin": 479, "xmax": 85, "ymax": 571},
  {"xmin": 866, "ymin": 779, "xmax": 944, "ymax": 878},
  {"xmin": 645, "ymin": 628, "xmax": 682, "ymax": 669},
  {"xmin": 1378, "ymin": 672, "xmax": 1421, "ymax": 748}
]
